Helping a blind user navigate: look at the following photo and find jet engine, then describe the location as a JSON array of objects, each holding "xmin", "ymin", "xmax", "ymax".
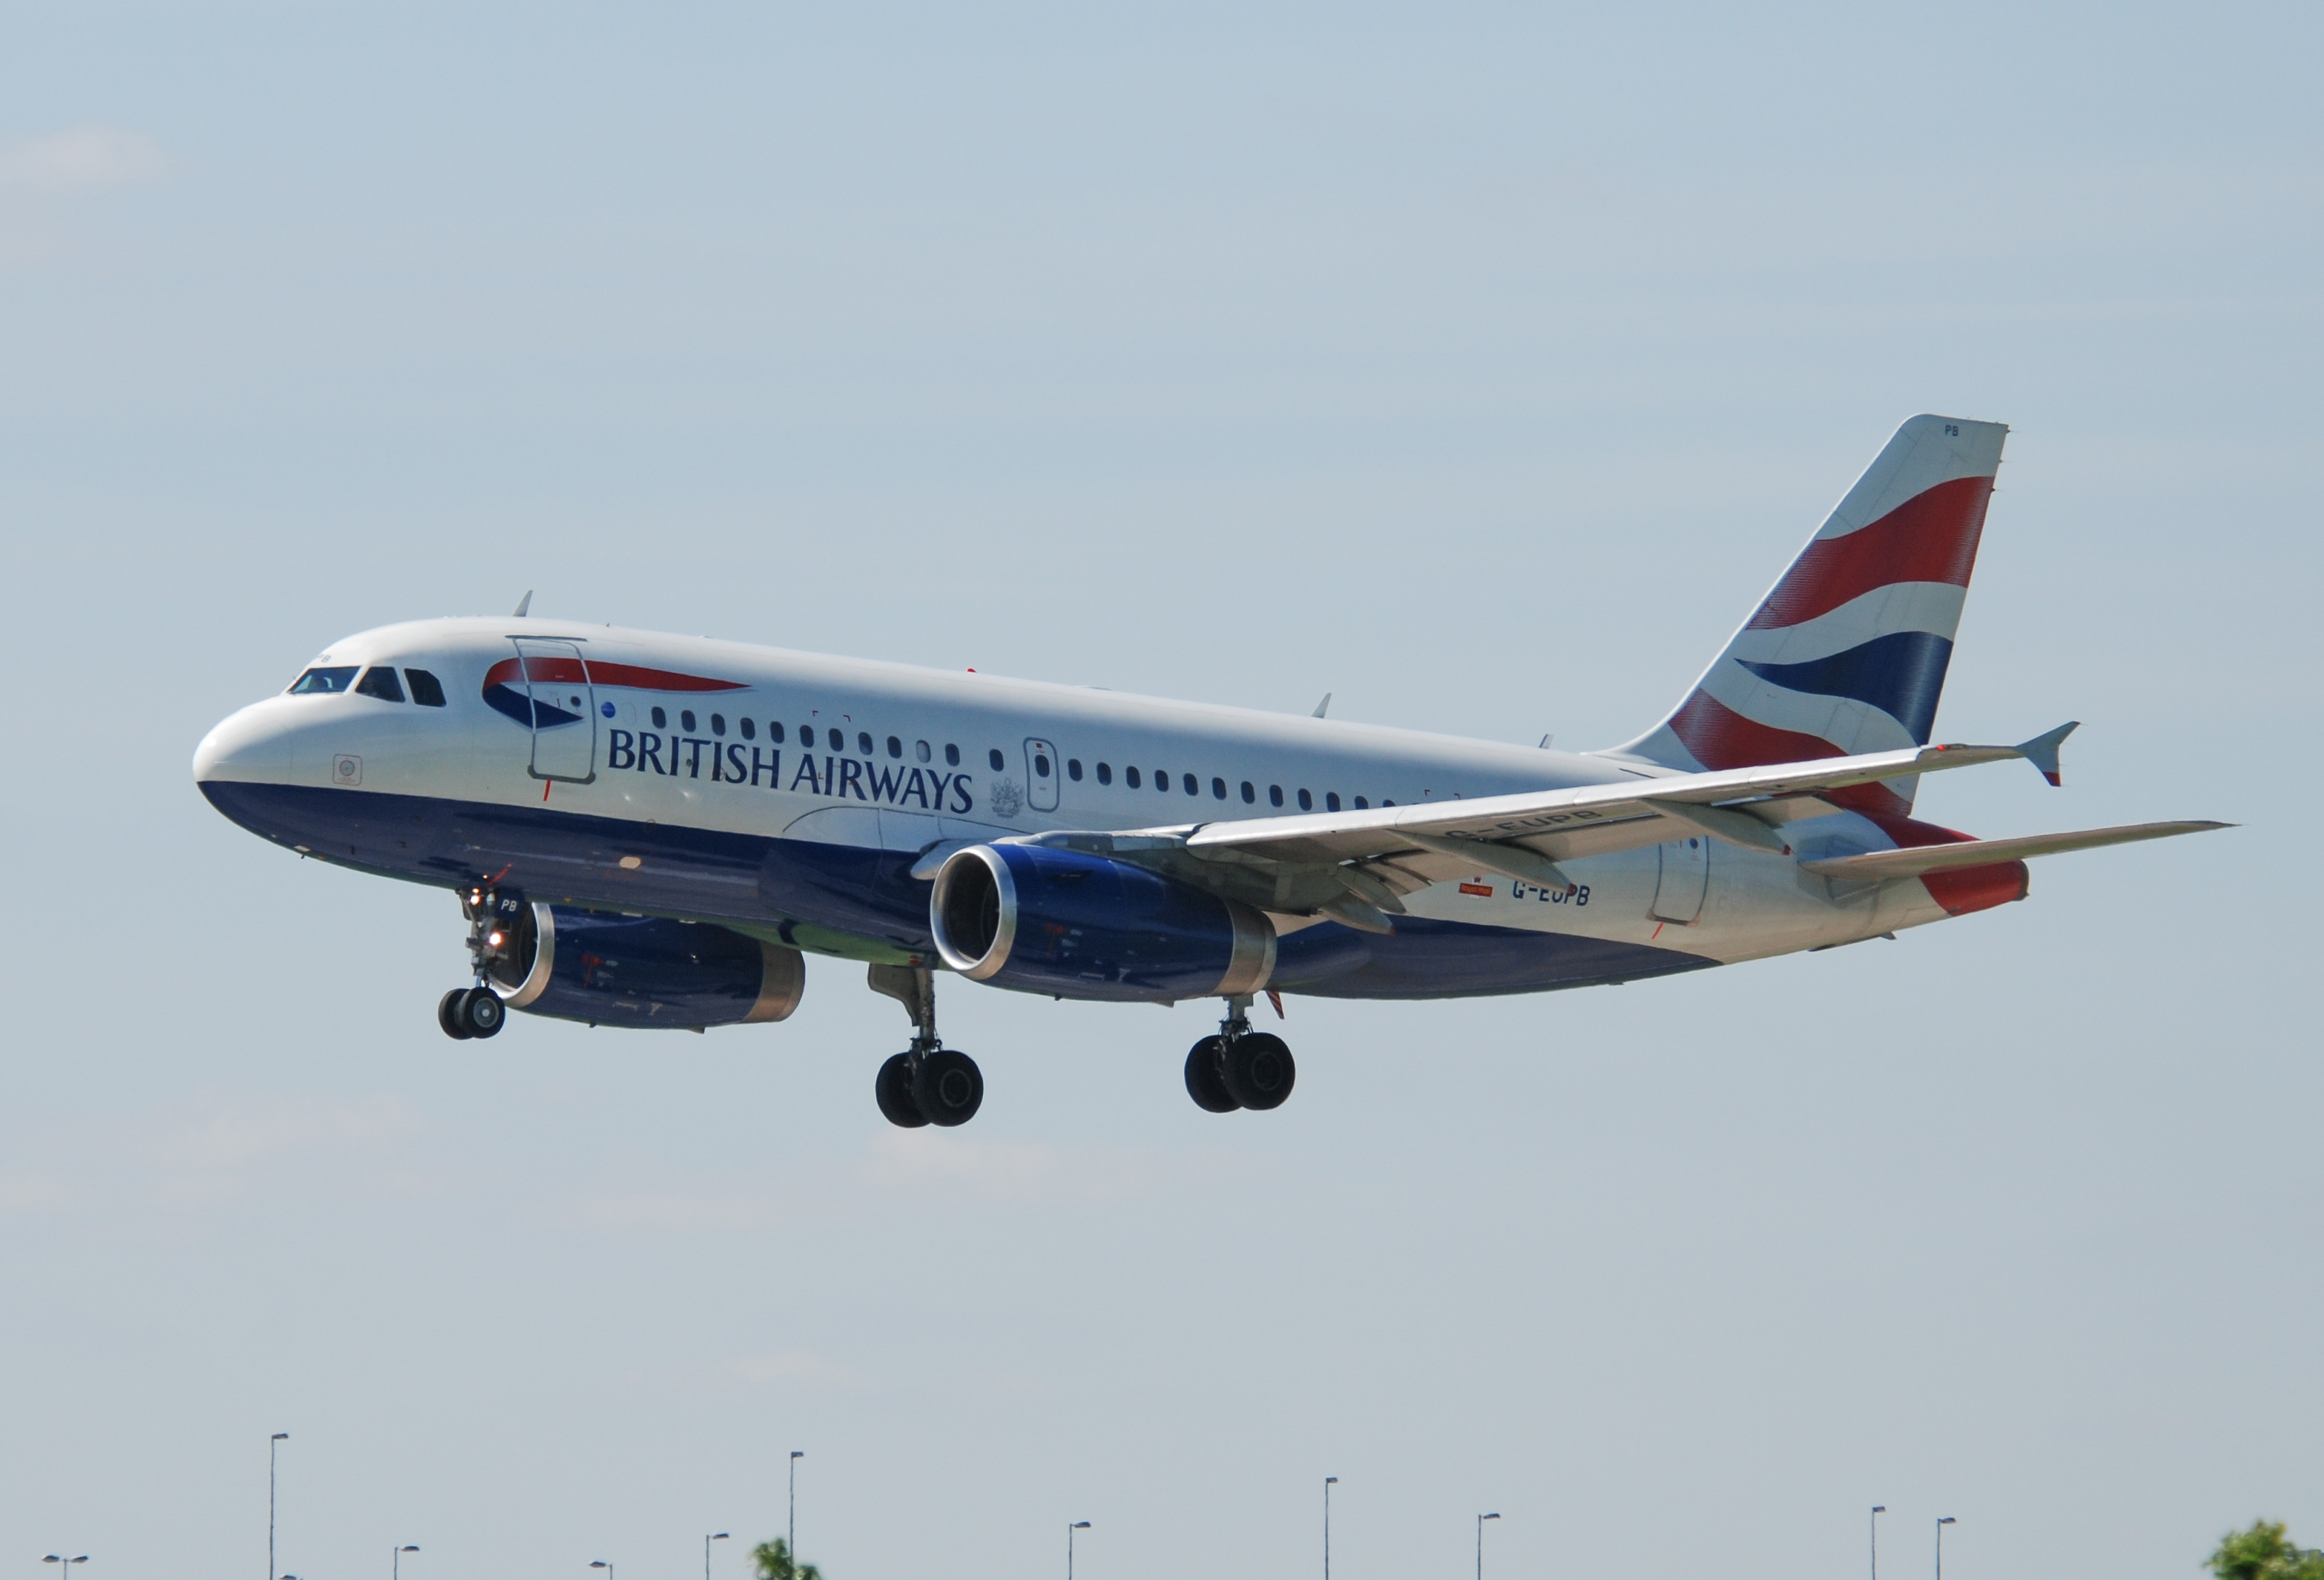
[
  {"xmin": 929, "ymin": 843, "xmax": 1275, "ymax": 1003},
  {"xmin": 488, "ymin": 903, "xmax": 804, "ymax": 1030}
]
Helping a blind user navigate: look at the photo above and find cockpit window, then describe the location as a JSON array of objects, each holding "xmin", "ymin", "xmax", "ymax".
[
  {"xmin": 288, "ymin": 666, "xmax": 358, "ymax": 694},
  {"xmin": 406, "ymin": 669, "xmax": 447, "ymax": 707},
  {"xmin": 355, "ymin": 666, "xmax": 406, "ymax": 702}
]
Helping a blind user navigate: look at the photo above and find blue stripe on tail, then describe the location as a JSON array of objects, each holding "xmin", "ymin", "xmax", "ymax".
[{"xmin": 1737, "ymin": 630, "xmax": 1954, "ymax": 744}]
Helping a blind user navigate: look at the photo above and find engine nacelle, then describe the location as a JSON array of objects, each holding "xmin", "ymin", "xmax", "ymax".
[
  {"xmin": 489, "ymin": 903, "xmax": 804, "ymax": 1031},
  {"xmin": 929, "ymin": 843, "xmax": 1275, "ymax": 1003}
]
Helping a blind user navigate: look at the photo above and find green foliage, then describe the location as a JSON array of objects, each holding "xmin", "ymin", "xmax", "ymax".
[
  {"xmin": 752, "ymin": 1537, "xmax": 822, "ymax": 1580},
  {"xmin": 2208, "ymin": 1521, "xmax": 2324, "ymax": 1580}
]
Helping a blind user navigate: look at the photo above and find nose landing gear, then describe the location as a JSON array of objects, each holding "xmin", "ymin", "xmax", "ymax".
[
  {"xmin": 1184, "ymin": 995, "xmax": 1296, "ymax": 1112},
  {"xmin": 437, "ymin": 883, "xmax": 516, "ymax": 1040},
  {"xmin": 869, "ymin": 963, "xmax": 983, "ymax": 1127}
]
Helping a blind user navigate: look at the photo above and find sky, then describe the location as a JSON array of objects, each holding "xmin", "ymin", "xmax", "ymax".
[{"xmin": 1, "ymin": 4, "xmax": 2318, "ymax": 1580}]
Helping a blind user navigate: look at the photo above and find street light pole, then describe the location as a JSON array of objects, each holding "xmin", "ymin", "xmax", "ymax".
[
  {"xmin": 1477, "ymin": 1512, "xmax": 1500, "ymax": 1580},
  {"xmin": 590, "ymin": 1559, "xmax": 613, "ymax": 1580},
  {"xmin": 705, "ymin": 1531, "xmax": 729, "ymax": 1580},
  {"xmin": 789, "ymin": 1451, "xmax": 804, "ymax": 1560},
  {"xmin": 1872, "ymin": 1505, "xmax": 1886, "ymax": 1580},
  {"xmin": 43, "ymin": 1556, "xmax": 89, "ymax": 1580},
  {"xmin": 393, "ymin": 1545, "xmax": 419, "ymax": 1580},
  {"xmin": 1936, "ymin": 1518, "xmax": 1956, "ymax": 1580},
  {"xmin": 1324, "ymin": 1478, "xmax": 1338, "ymax": 1580},
  {"xmin": 1068, "ymin": 1521, "xmax": 1090, "ymax": 1580},
  {"xmin": 269, "ymin": 1433, "xmax": 290, "ymax": 1580}
]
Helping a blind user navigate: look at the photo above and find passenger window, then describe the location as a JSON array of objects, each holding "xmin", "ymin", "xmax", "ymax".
[
  {"xmin": 741, "ymin": 718, "xmax": 756, "ymax": 740},
  {"xmin": 989, "ymin": 748, "xmax": 1005, "ymax": 771},
  {"xmin": 1158, "ymin": 769, "xmax": 1171, "ymax": 791},
  {"xmin": 1097, "ymin": 762, "xmax": 1112, "ymax": 785},
  {"xmin": 287, "ymin": 666, "xmax": 358, "ymax": 694},
  {"xmin": 1382, "ymin": 799, "xmax": 1395, "ymax": 807},
  {"xmin": 916, "ymin": 740, "xmax": 931, "ymax": 763},
  {"xmin": 1240, "ymin": 781, "xmax": 1255, "ymax": 804},
  {"xmin": 1067, "ymin": 758, "xmax": 1083, "ymax": 781},
  {"xmin": 1184, "ymin": 773, "xmax": 1199, "ymax": 795},
  {"xmin": 1354, "ymin": 796, "xmax": 1369, "ymax": 809},
  {"xmin": 682, "ymin": 710, "xmax": 697, "ymax": 733},
  {"xmin": 857, "ymin": 732, "xmax": 873, "ymax": 756},
  {"xmin": 771, "ymin": 722, "xmax": 785, "ymax": 743},
  {"xmin": 1269, "ymin": 785, "xmax": 1283, "ymax": 807},
  {"xmin": 711, "ymin": 714, "xmax": 726, "ymax": 736},
  {"xmin": 1125, "ymin": 766, "xmax": 1141, "ymax": 788},
  {"xmin": 1326, "ymin": 792, "xmax": 1342, "ymax": 812},
  {"xmin": 946, "ymin": 743, "xmax": 960, "ymax": 766},
  {"xmin": 828, "ymin": 728, "xmax": 844, "ymax": 750},
  {"xmin": 1212, "ymin": 777, "xmax": 1227, "ymax": 800},
  {"xmin": 1298, "ymin": 789, "xmax": 1312, "ymax": 811},
  {"xmin": 355, "ymin": 666, "xmax": 406, "ymax": 702},
  {"xmin": 886, "ymin": 735, "xmax": 901, "ymax": 758},
  {"xmin": 651, "ymin": 706, "xmax": 668, "ymax": 729},
  {"xmin": 405, "ymin": 669, "xmax": 447, "ymax": 707},
  {"xmin": 1035, "ymin": 753, "xmax": 1051, "ymax": 776}
]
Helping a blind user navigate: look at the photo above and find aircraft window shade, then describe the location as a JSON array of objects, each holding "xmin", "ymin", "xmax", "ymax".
[
  {"xmin": 1096, "ymin": 762, "xmax": 1112, "ymax": 785},
  {"xmin": 1298, "ymin": 789, "xmax": 1312, "ymax": 810},
  {"xmin": 1211, "ymin": 777, "xmax": 1227, "ymax": 800},
  {"xmin": 1125, "ymin": 766, "xmax": 1140, "ymax": 788},
  {"xmin": 1354, "ymin": 796, "xmax": 1369, "ymax": 809},
  {"xmin": 711, "ymin": 714, "xmax": 726, "ymax": 737},
  {"xmin": 652, "ymin": 706, "xmax": 668, "ymax": 729},
  {"xmin": 681, "ymin": 710, "xmax": 697, "ymax": 733},
  {"xmin": 287, "ymin": 666, "xmax": 358, "ymax": 694},
  {"xmin": 1034, "ymin": 753, "xmax": 1051, "ymax": 777},
  {"xmin": 945, "ymin": 743, "xmax": 960, "ymax": 766},
  {"xmin": 1066, "ymin": 758, "xmax": 1082, "ymax": 781},
  {"xmin": 740, "ymin": 718, "xmax": 756, "ymax": 740},
  {"xmin": 771, "ymin": 722, "xmax": 786, "ymax": 743},
  {"xmin": 1326, "ymin": 792, "xmax": 1341, "ymax": 812},
  {"xmin": 916, "ymin": 740, "xmax": 931, "ymax": 763},
  {"xmin": 405, "ymin": 669, "xmax": 447, "ymax": 707},
  {"xmin": 355, "ymin": 666, "xmax": 406, "ymax": 702},
  {"xmin": 1240, "ymin": 781, "xmax": 1255, "ymax": 804},
  {"xmin": 887, "ymin": 735, "xmax": 902, "ymax": 758},
  {"xmin": 1269, "ymin": 785, "xmax": 1283, "ymax": 807},
  {"xmin": 1183, "ymin": 773, "xmax": 1199, "ymax": 795}
]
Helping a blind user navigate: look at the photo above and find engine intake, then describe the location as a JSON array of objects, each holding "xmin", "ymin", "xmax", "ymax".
[
  {"xmin": 489, "ymin": 903, "xmax": 804, "ymax": 1030},
  {"xmin": 929, "ymin": 843, "xmax": 1275, "ymax": 1003}
]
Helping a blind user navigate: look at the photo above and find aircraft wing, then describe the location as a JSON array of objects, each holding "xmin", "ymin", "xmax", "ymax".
[{"xmin": 1798, "ymin": 819, "xmax": 2231, "ymax": 880}]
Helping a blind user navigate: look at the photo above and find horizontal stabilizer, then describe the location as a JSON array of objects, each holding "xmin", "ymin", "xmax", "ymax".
[
  {"xmin": 2015, "ymin": 720, "xmax": 2078, "ymax": 786},
  {"xmin": 1800, "ymin": 820, "xmax": 2231, "ymax": 881}
]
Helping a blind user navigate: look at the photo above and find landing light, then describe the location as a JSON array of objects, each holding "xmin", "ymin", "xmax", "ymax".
[{"xmin": 488, "ymin": 931, "xmax": 504, "ymax": 947}]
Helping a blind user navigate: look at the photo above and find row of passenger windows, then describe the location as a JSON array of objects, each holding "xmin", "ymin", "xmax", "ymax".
[
  {"xmin": 643, "ymin": 707, "xmax": 982, "ymax": 768},
  {"xmin": 1059, "ymin": 756, "xmax": 1384, "ymax": 811},
  {"xmin": 290, "ymin": 665, "xmax": 447, "ymax": 707}
]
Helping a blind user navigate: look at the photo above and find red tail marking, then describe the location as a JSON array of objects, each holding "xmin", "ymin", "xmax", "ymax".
[{"xmin": 1747, "ymin": 475, "xmax": 1994, "ymax": 631}]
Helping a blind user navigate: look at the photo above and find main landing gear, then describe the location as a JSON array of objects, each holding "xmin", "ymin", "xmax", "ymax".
[
  {"xmin": 1185, "ymin": 995, "xmax": 1295, "ymax": 1113},
  {"xmin": 439, "ymin": 883, "xmax": 511, "ymax": 1041},
  {"xmin": 868, "ymin": 963, "xmax": 983, "ymax": 1128}
]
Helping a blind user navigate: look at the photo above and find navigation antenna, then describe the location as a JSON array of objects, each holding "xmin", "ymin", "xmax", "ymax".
[{"xmin": 512, "ymin": 590, "xmax": 533, "ymax": 617}]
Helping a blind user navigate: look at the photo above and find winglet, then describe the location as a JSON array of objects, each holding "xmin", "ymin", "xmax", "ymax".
[
  {"xmin": 2015, "ymin": 720, "xmax": 2079, "ymax": 786},
  {"xmin": 513, "ymin": 590, "xmax": 533, "ymax": 617}
]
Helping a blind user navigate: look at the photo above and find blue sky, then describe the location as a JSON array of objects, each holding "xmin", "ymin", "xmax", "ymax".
[{"xmin": 1, "ymin": 5, "xmax": 2317, "ymax": 1580}]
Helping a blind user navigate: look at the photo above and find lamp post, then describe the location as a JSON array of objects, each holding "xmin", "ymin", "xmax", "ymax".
[
  {"xmin": 1067, "ymin": 1521, "xmax": 1090, "ymax": 1580},
  {"xmin": 591, "ymin": 1559, "xmax": 613, "ymax": 1580},
  {"xmin": 1936, "ymin": 1518, "xmax": 1956, "ymax": 1580},
  {"xmin": 789, "ymin": 1451, "xmax": 804, "ymax": 1559},
  {"xmin": 1872, "ymin": 1506, "xmax": 1886, "ymax": 1580},
  {"xmin": 1477, "ymin": 1512, "xmax": 1500, "ymax": 1580},
  {"xmin": 394, "ymin": 1546, "xmax": 419, "ymax": 1580},
  {"xmin": 43, "ymin": 1557, "xmax": 89, "ymax": 1580},
  {"xmin": 705, "ymin": 1532, "xmax": 729, "ymax": 1580},
  {"xmin": 1324, "ymin": 1477, "xmax": 1338, "ymax": 1580},
  {"xmin": 269, "ymin": 1433, "xmax": 290, "ymax": 1580}
]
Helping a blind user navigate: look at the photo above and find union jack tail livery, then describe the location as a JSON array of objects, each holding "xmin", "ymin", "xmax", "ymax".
[{"xmin": 1612, "ymin": 414, "xmax": 2007, "ymax": 813}]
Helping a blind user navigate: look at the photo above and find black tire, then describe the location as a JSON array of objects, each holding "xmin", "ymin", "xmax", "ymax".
[
  {"xmin": 438, "ymin": 989, "xmax": 475, "ymax": 1041},
  {"xmin": 1222, "ymin": 1032, "xmax": 1295, "ymax": 1110},
  {"xmin": 876, "ymin": 1052, "xmax": 930, "ymax": 1128},
  {"xmin": 1184, "ymin": 1036, "xmax": 1240, "ymax": 1112},
  {"xmin": 911, "ymin": 1047, "xmax": 985, "ymax": 1127},
  {"xmin": 458, "ymin": 987, "xmax": 506, "ymax": 1038}
]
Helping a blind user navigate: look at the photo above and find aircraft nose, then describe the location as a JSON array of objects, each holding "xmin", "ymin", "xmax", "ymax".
[{"xmin": 192, "ymin": 698, "xmax": 296, "ymax": 784}]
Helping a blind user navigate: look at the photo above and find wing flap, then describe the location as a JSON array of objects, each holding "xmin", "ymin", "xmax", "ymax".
[{"xmin": 1800, "ymin": 820, "xmax": 2231, "ymax": 880}]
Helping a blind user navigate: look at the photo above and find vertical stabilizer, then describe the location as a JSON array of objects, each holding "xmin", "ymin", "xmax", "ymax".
[{"xmin": 1603, "ymin": 414, "xmax": 2007, "ymax": 814}]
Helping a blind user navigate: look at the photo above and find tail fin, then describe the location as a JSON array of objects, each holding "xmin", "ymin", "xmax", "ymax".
[{"xmin": 1604, "ymin": 414, "xmax": 2008, "ymax": 814}]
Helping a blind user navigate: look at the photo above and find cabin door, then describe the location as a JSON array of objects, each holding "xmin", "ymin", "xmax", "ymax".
[
  {"xmin": 1023, "ymin": 738, "xmax": 1061, "ymax": 812},
  {"xmin": 1650, "ymin": 835, "xmax": 1709, "ymax": 924},
  {"xmin": 511, "ymin": 638, "xmax": 597, "ymax": 783}
]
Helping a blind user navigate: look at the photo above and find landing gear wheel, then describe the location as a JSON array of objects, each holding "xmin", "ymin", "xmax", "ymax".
[
  {"xmin": 438, "ymin": 989, "xmax": 475, "ymax": 1041},
  {"xmin": 911, "ymin": 1047, "xmax": 985, "ymax": 1127},
  {"xmin": 1222, "ymin": 1031, "xmax": 1294, "ymax": 1110},
  {"xmin": 1185, "ymin": 1035, "xmax": 1240, "ymax": 1112},
  {"xmin": 876, "ymin": 1052, "xmax": 930, "ymax": 1128},
  {"xmin": 457, "ymin": 987, "xmax": 506, "ymax": 1039}
]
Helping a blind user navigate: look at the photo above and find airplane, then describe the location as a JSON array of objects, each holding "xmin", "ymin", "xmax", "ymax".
[{"xmin": 192, "ymin": 414, "xmax": 2225, "ymax": 1128}]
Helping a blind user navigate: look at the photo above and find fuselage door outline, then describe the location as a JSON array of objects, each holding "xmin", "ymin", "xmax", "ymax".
[
  {"xmin": 1024, "ymin": 737, "xmax": 1060, "ymax": 813},
  {"xmin": 513, "ymin": 637, "xmax": 597, "ymax": 784}
]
